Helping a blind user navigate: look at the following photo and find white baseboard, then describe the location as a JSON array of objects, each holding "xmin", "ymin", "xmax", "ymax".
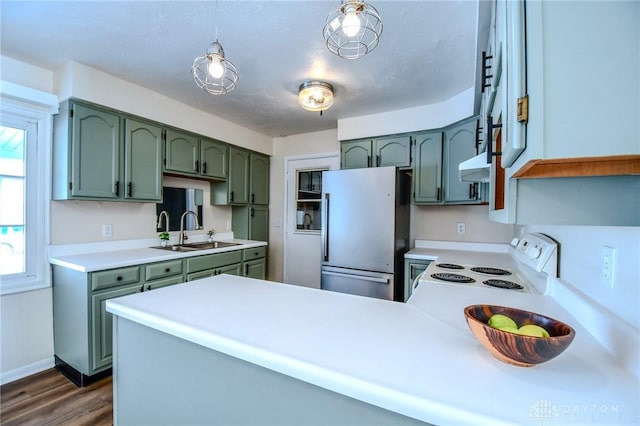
[{"xmin": 0, "ymin": 357, "xmax": 54, "ymax": 386}]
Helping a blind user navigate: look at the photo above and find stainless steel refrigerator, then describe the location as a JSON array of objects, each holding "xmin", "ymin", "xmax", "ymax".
[{"xmin": 320, "ymin": 166, "xmax": 410, "ymax": 301}]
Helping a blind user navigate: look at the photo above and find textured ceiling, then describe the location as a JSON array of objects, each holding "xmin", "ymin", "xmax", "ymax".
[{"xmin": 0, "ymin": 1, "xmax": 487, "ymax": 137}]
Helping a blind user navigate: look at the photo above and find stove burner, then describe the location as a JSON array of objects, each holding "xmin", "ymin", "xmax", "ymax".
[
  {"xmin": 436, "ymin": 263, "xmax": 465, "ymax": 270},
  {"xmin": 483, "ymin": 279, "xmax": 524, "ymax": 290},
  {"xmin": 471, "ymin": 267, "xmax": 512, "ymax": 276},
  {"xmin": 431, "ymin": 273, "xmax": 475, "ymax": 283}
]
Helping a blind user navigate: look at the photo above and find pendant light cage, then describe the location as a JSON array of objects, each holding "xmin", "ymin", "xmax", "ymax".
[
  {"xmin": 323, "ymin": 1, "xmax": 383, "ymax": 60},
  {"xmin": 192, "ymin": 41, "xmax": 238, "ymax": 95},
  {"xmin": 298, "ymin": 81, "xmax": 334, "ymax": 112}
]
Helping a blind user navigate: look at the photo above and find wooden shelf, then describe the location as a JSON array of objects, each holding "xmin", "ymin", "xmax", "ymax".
[{"xmin": 512, "ymin": 155, "xmax": 640, "ymax": 179}]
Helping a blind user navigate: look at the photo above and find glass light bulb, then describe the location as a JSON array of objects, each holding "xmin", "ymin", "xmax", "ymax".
[
  {"xmin": 208, "ymin": 58, "xmax": 224, "ymax": 79},
  {"xmin": 342, "ymin": 12, "xmax": 361, "ymax": 36}
]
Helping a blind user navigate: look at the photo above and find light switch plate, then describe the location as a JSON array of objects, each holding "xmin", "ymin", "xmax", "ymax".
[{"xmin": 602, "ymin": 246, "xmax": 616, "ymax": 289}]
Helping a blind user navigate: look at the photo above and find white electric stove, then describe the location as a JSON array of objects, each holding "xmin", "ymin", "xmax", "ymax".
[{"xmin": 415, "ymin": 233, "xmax": 558, "ymax": 296}]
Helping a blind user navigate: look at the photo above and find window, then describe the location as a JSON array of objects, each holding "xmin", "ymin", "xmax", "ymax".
[
  {"xmin": 0, "ymin": 86, "xmax": 57, "ymax": 295},
  {"xmin": 295, "ymin": 169, "xmax": 326, "ymax": 233}
]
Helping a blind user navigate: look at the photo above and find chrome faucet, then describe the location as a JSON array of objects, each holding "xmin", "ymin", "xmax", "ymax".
[
  {"xmin": 179, "ymin": 210, "xmax": 200, "ymax": 245},
  {"xmin": 157, "ymin": 210, "xmax": 170, "ymax": 233}
]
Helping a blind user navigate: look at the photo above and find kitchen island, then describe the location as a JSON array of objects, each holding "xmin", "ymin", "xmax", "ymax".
[{"xmin": 106, "ymin": 274, "xmax": 639, "ymax": 425}]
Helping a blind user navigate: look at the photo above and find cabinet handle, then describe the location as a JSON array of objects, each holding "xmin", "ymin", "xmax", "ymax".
[
  {"xmin": 165, "ymin": 268, "xmax": 171, "ymax": 273},
  {"xmin": 485, "ymin": 115, "xmax": 503, "ymax": 165},
  {"xmin": 116, "ymin": 276, "xmax": 123, "ymax": 281},
  {"xmin": 140, "ymin": 284, "xmax": 145, "ymax": 292},
  {"xmin": 475, "ymin": 119, "xmax": 483, "ymax": 154},
  {"xmin": 195, "ymin": 160, "xmax": 199, "ymax": 172},
  {"xmin": 367, "ymin": 156, "xmax": 371, "ymax": 167},
  {"xmin": 146, "ymin": 285, "xmax": 151, "ymax": 291},
  {"xmin": 245, "ymin": 264, "xmax": 249, "ymax": 275},
  {"xmin": 376, "ymin": 155, "xmax": 380, "ymax": 167},
  {"xmin": 230, "ymin": 191, "xmax": 234, "ymax": 202},
  {"xmin": 251, "ymin": 193, "xmax": 255, "ymax": 203},
  {"xmin": 114, "ymin": 181, "xmax": 120, "ymax": 197},
  {"xmin": 437, "ymin": 187, "xmax": 441, "ymax": 201},
  {"xmin": 474, "ymin": 183, "xmax": 479, "ymax": 200},
  {"xmin": 127, "ymin": 182, "xmax": 132, "ymax": 197},
  {"xmin": 202, "ymin": 162, "xmax": 207, "ymax": 174},
  {"xmin": 469, "ymin": 183, "xmax": 474, "ymax": 199},
  {"xmin": 250, "ymin": 207, "xmax": 255, "ymax": 218},
  {"xmin": 481, "ymin": 51, "xmax": 493, "ymax": 93}
]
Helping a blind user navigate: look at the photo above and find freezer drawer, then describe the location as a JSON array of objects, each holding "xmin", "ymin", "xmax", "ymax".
[{"xmin": 321, "ymin": 266, "xmax": 394, "ymax": 300}]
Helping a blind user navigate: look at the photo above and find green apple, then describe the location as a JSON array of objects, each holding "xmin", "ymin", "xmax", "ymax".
[
  {"xmin": 518, "ymin": 324, "xmax": 550, "ymax": 338},
  {"xmin": 488, "ymin": 314, "xmax": 518, "ymax": 330},
  {"xmin": 496, "ymin": 325, "xmax": 520, "ymax": 334}
]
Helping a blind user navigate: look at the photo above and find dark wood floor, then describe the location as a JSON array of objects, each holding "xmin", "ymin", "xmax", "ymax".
[{"xmin": 0, "ymin": 369, "xmax": 112, "ymax": 426}]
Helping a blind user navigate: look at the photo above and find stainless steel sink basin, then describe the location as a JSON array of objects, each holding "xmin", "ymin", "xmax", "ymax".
[{"xmin": 150, "ymin": 241, "xmax": 241, "ymax": 252}]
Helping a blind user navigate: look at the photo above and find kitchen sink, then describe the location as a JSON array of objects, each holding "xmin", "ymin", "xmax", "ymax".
[{"xmin": 150, "ymin": 241, "xmax": 241, "ymax": 252}]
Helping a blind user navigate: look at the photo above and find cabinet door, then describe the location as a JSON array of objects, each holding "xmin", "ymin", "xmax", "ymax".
[
  {"xmin": 444, "ymin": 119, "xmax": 482, "ymax": 203},
  {"xmin": 165, "ymin": 128, "xmax": 199, "ymax": 175},
  {"xmin": 124, "ymin": 118, "xmax": 162, "ymax": 201},
  {"xmin": 244, "ymin": 258, "xmax": 266, "ymax": 280},
  {"xmin": 70, "ymin": 103, "xmax": 120, "ymax": 199},
  {"xmin": 219, "ymin": 263, "xmax": 242, "ymax": 276},
  {"xmin": 228, "ymin": 147, "xmax": 250, "ymax": 204},
  {"xmin": 374, "ymin": 136, "xmax": 411, "ymax": 168},
  {"xmin": 250, "ymin": 153, "xmax": 270, "ymax": 205},
  {"xmin": 91, "ymin": 283, "xmax": 142, "ymax": 371},
  {"xmin": 413, "ymin": 131, "xmax": 443, "ymax": 204},
  {"xmin": 144, "ymin": 275, "xmax": 183, "ymax": 291},
  {"xmin": 201, "ymin": 138, "xmax": 227, "ymax": 179},
  {"xmin": 249, "ymin": 206, "xmax": 269, "ymax": 242},
  {"xmin": 341, "ymin": 140, "xmax": 372, "ymax": 169}
]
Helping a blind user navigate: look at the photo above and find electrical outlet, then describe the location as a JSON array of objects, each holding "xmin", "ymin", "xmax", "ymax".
[
  {"xmin": 601, "ymin": 246, "xmax": 616, "ymax": 289},
  {"xmin": 456, "ymin": 222, "xmax": 465, "ymax": 235},
  {"xmin": 102, "ymin": 224, "xmax": 113, "ymax": 238}
]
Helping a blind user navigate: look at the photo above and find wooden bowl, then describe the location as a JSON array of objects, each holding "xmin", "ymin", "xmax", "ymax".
[{"xmin": 464, "ymin": 304, "xmax": 576, "ymax": 367}]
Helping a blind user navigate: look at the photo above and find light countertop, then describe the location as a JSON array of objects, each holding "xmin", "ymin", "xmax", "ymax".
[
  {"xmin": 106, "ymin": 274, "xmax": 639, "ymax": 425},
  {"xmin": 49, "ymin": 239, "xmax": 267, "ymax": 272}
]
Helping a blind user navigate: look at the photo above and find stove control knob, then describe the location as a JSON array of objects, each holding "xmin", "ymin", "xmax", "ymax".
[{"xmin": 525, "ymin": 246, "xmax": 542, "ymax": 259}]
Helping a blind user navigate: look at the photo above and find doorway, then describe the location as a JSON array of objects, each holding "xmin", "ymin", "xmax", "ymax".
[{"xmin": 283, "ymin": 154, "xmax": 340, "ymax": 288}]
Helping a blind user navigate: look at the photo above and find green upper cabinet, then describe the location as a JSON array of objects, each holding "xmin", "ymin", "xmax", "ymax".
[
  {"xmin": 211, "ymin": 148, "xmax": 269, "ymax": 207},
  {"xmin": 164, "ymin": 130, "xmax": 228, "ymax": 180},
  {"xmin": 413, "ymin": 131, "xmax": 443, "ymax": 203},
  {"xmin": 53, "ymin": 100, "xmax": 161, "ymax": 202},
  {"xmin": 341, "ymin": 136, "xmax": 411, "ymax": 169},
  {"xmin": 228, "ymin": 147, "xmax": 250, "ymax": 204},
  {"xmin": 443, "ymin": 118, "xmax": 485, "ymax": 204},
  {"xmin": 232, "ymin": 205, "xmax": 269, "ymax": 242},
  {"xmin": 250, "ymin": 152, "xmax": 270, "ymax": 205},
  {"xmin": 200, "ymin": 138, "xmax": 228, "ymax": 179},
  {"xmin": 164, "ymin": 128, "xmax": 199, "ymax": 176},
  {"xmin": 124, "ymin": 118, "xmax": 163, "ymax": 201},
  {"xmin": 374, "ymin": 136, "xmax": 411, "ymax": 168},
  {"xmin": 70, "ymin": 103, "xmax": 121, "ymax": 199},
  {"xmin": 341, "ymin": 139, "xmax": 372, "ymax": 169}
]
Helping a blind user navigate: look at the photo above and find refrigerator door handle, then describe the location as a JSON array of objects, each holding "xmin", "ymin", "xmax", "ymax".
[
  {"xmin": 321, "ymin": 193, "xmax": 330, "ymax": 261},
  {"xmin": 322, "ymin": 270, "xmax": 390, "ymax": 284}
]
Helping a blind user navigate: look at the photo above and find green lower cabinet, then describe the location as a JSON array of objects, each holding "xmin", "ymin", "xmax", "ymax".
[
  {"xmin": 91, "ymin": 283, "xmax": 142, "ymax": 370},
  {"xmin": 187, "ymin": 263, "xmax": 242, "ymax": 281},
  {"xmin": 403, "ymin": 258, "xmax": 432, "ymax": 302},
  {"xmin": 243, "ymin": 259, "xmax": 266, "ymax": 279}
]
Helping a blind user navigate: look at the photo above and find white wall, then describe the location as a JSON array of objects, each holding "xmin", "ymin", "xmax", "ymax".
[
  {"xmin": 269, "ymin": 129, "xmax": 340, "ymax": 282},
  {"xmin": 412, "ymin": 205, "xmax": 514, "ymax": 244},
  {"xmin": 337, "ymin": 87, "xmax": 475, "ymax": 141},
  {"xmin": 522, "ymin": 225, "xmax": 640, "ymax": 330}
]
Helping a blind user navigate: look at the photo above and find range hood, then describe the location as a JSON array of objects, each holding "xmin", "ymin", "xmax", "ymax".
[{"xmin": 458, "ymin": 153, "xmax": 490, "ymax": 183}]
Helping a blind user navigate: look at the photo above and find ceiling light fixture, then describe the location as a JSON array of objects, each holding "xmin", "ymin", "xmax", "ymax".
[
  {"xmin": 298, "ymin": 81, "xmax": 334, "ymax": 115},
  {"xmin": 323, "ymin": 0, "xmax": 383, "ymax": 60},
  {"xmin": 191, "ymin": 2, "xmax": 238, "ymax": 95}
]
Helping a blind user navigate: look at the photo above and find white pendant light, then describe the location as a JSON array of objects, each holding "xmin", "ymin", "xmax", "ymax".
[
  {"xmin": 323, "ymin": 0, "xmax": 383, "ymax": 60},
  {"xmin": 192, "ymin": 40, "xmax": 238, "ymax": 95},
  {"xmin": 298, "ymin": 81, "xmax": 334, "ymax": 114},
  {"xmin": 191, "ymin": 1, "xmax": 238, "ymax": 95}
]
